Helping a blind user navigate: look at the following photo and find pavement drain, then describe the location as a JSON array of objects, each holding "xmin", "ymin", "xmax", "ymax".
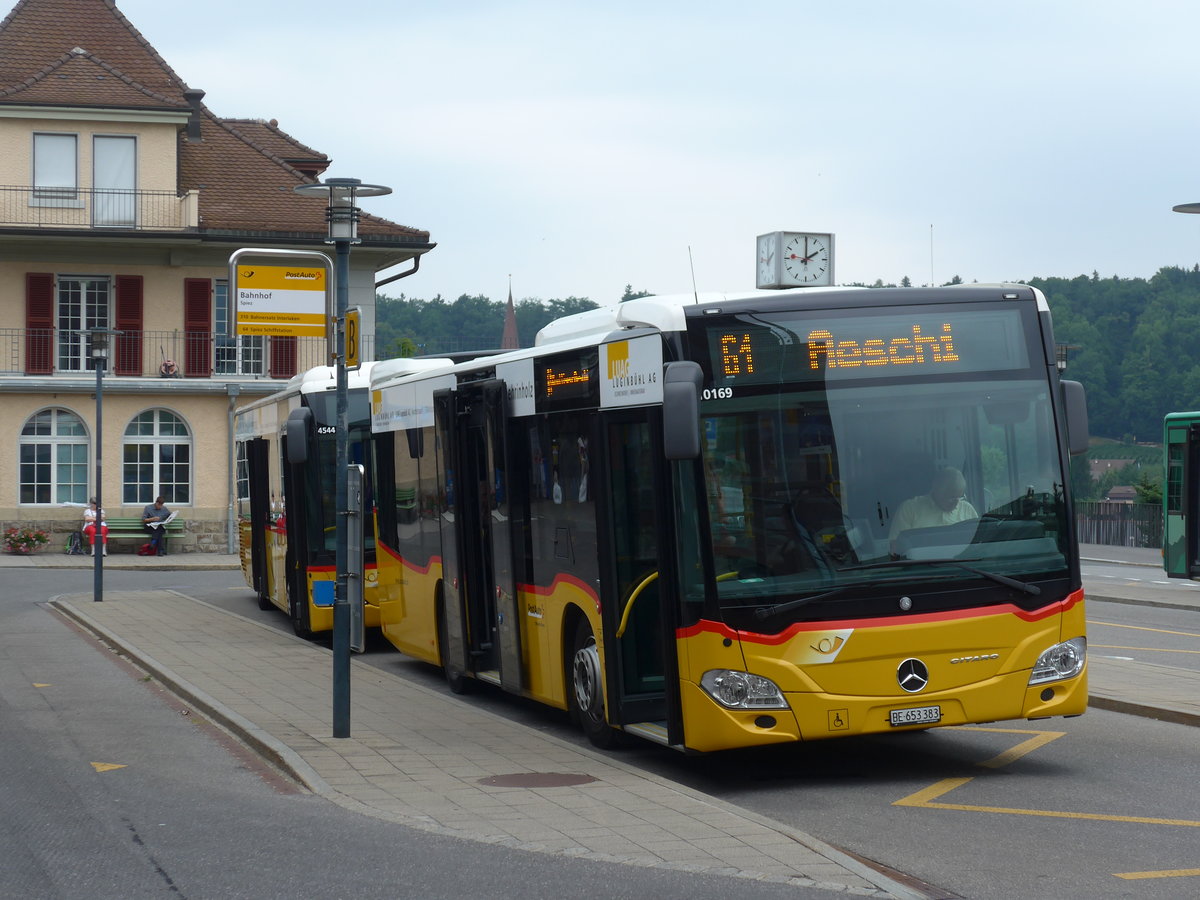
[{"xmin": 478, "ymin": 773, "xmax": 598, "ymax": 787}]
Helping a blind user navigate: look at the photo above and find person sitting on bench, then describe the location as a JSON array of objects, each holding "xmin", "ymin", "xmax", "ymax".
[
  {"xmin": 142, "ymin": 496, "xmax": 173, "ymax": 555},
  {"xmin": 83, "ymin": 497, "xmax": 107, "ymax": 556}
]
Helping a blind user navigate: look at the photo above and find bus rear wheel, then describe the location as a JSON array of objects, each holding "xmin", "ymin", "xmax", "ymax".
[{"xmin": 569, "ymin": 618, "xmax": 621, "ymax": 749}]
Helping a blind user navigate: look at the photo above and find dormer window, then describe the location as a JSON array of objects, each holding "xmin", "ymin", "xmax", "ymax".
[{"xmin": 32, "ymin": 132, "xmax": 78, "ymax": 204}]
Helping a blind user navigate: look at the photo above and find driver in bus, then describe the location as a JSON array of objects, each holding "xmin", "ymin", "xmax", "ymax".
[{"xmin": 889, "ymin": 467, "xmax": 978, "ymax": 556}]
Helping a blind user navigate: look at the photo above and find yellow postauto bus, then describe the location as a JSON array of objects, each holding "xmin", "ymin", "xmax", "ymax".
[
  {"xmin": 234, "ymin": 364, "xmax": 384, "ymax": 638},
  {"xmin": 370, "ymin": 285, "xmax": 1091, "ymax": 752}
]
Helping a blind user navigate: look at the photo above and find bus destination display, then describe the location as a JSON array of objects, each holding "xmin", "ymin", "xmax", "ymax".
[
  {"xmin": 537, "ymin": 349, "xmax": 599, "ymax": 410},
  {"xmin": 706, "ymin": 308, "xmax": 1030, "ymax": 386}
]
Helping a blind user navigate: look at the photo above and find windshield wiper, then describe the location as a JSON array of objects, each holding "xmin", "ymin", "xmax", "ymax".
[
  {"xmin": 840, "ymin": 558, "xmax": 1041, "ymax": 596},
  {"xmin": 754, "ymin": 585, "xmax": 851, "ymax": 620}
]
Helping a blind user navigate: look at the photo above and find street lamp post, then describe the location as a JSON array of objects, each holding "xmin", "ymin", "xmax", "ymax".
[
  {"xmin": 87, "ymin": 328, "xmax": 118, "ymax": 603},
  {"xmin": 294, "ymin": 177, "xmax": 391, "ymax": 738}
]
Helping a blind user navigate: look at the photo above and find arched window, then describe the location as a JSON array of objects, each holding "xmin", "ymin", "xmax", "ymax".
[
  {"xmin": 19, "ymin": 408, "xmax": 89, "ymax": 504},
  {"xmin": 122, "ymin": 409, "xmax": 191, "ymax": 505}
]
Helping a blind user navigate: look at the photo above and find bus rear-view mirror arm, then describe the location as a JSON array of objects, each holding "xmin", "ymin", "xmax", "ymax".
[
  {"xmin": 285, "ymin": 407, "xmax": 313, "ymax": 465},
  {"xmin": 663, "ymin": 361, "xmax": 703, "ymax": 460},
  {"xmin": 1061, "ymin": 380, "xmax": 1089, "ymax": 457}
]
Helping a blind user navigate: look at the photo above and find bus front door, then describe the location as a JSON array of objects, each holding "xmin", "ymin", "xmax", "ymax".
[
  {"xmin": 244, "ymin": 438, "xmax": 272, "ymax": 603},
  {"xmin": 434, "ymin": 381, "xmax": 524, "ymax": 692},
  {"xmin": 600, "ymin": 416, "xmax": 683, "ymax": 747}
]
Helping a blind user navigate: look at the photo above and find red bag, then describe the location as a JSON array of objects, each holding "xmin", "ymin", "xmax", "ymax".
[{"xmin": 137, "ymin": 543, "xmax": 154, "ymax": 556}]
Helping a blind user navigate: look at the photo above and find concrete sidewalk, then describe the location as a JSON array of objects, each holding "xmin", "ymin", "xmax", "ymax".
[{"xmin": 0, "ymin": 549, "xmax": 242, "ymax": 570}]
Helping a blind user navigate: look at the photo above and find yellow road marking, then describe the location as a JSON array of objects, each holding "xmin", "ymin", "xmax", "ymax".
[
  {"xmin": 33, "ymin": 683, "xmax": 51, "ymax": 688},
  {"xmin": 895, "ymin": 781, "xmax": 1200, "ymax": 826},
  {"xmin": 893, "ymin": 729, "xmax": 1200, "ymax": 827},
  {"xmin": 1092, "ymin": 643, "xmax": 1200, "ymax": 655},
  {"xmin": 894, "ymin": 777, "xmax": 972, "ymax": 806},
  {"xmin": 956, "ymin": 726, "xmax": 1066, "ymax": 769},
  {"xmin": 90, "ymin": 762, "xmax": 127, "ymax": 773},
  {"xmin": 1088, "ymin": 619, "xmax": 1200, "ymax": 639},
  {"xmin": 1114, "ymin": 868, "xmax": 1200, "ymax": 880}
]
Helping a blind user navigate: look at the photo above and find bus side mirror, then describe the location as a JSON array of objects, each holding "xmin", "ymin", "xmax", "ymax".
[
  {"xmin": 1061, "ymin": 380, "xmax": 1089, "ymax": 456},
  {"xmin": 285, "ymin": 407, "xmax": 313, "ymax": 465},
  {"xmin": 663, "ymin": 361, "xmax": 703, "ymax": 460}
]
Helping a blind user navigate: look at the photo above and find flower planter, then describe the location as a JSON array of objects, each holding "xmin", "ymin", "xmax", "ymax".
[{"xmin": 3, "ymin": 526, "xmax": 51, "ymax": 555}]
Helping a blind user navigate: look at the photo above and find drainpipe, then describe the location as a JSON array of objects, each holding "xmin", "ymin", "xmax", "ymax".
[{"xmin": 374, "ymin": 254, "xmax": 422, "ymax": 289}]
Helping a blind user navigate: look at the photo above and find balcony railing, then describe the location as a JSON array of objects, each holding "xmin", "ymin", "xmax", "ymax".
[
  {"xmin": 0, "ymin": 186, "xmax": 199, "ymax": 231},
  {"xmin": 1, "ymin": 328, "xmax": 377, "ymax": 378}
]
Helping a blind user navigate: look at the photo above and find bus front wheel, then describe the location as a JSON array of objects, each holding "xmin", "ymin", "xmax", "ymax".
[{"xmin": 569, "ymin": 618, "xmax": 621, "ymax": 749}]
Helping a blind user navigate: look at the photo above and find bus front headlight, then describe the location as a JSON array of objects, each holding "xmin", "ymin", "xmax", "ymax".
[
  {"xmin": 1028, "ymin": 637, "xmax": 1086, "ymax": 685},
  {"xmin": 700, "ymin": 670, "xmax": 788, "ymax": 709}
]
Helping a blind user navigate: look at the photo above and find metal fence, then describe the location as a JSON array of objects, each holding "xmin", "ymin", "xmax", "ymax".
[
  {"xmin": 1074, "ymin": 500, "xmax": 1162, "ymax": 548},
  {"xmin": 0, "ymin": 185, "xmax": 197, "ymax": 230},
  {"xmin": 0, "ymin": 328, "xmax": 379, "ymax": 378}
]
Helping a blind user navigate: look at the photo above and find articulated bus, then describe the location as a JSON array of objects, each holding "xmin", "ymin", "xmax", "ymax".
[
  {"xmin": 233, "ymin": 363, "xmax": 387, "ymax": 638},
  {"xmin": 370, "ymin": 285, "xmax": 1091, "ymax": 752},
  {"xmin": 1164, "ymin": 410, "xmax": 1200, "ymax": 578}
]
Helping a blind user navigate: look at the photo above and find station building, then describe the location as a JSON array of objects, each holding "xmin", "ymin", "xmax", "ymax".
[{"xmin": 0, "ymin": 0, "xmax": 431, "ymax": 551}]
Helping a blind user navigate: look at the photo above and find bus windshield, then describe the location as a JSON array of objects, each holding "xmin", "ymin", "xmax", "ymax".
[{"xmin": 700, "ymin": 373, "xmax": 1070, "ymax": 616}]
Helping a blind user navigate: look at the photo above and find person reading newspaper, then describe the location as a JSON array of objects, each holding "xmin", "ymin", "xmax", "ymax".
[{"xmin": 142, "ymin": 496, "xmax": 174, "ymax": 556}]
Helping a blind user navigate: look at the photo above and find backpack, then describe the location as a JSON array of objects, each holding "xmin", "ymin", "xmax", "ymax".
[
  {"xmin": 137, "ymin": 543, "xmax": 156, "ymax": 556},
  {"xmin": 64, "ymin": 531, "xmax": 84, "ymax": 555}
]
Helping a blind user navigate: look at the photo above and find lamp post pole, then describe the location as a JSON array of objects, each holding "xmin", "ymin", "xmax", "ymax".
[
  {"xmin": 294, "ymin": 177, "xmax": 391, "ymax": 738},
  {"xmin": 88, "ymin": 328, "xmax": 117, "ymax": 603}
]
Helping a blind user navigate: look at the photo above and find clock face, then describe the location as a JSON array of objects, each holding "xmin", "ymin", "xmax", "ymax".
[
  {"xmin": 782, "ymin": 233, "xmax": 832, "ymax": 285},
  {"xmin": 756, "ymin": 235, "xmax": 776, "ymax": 287}
]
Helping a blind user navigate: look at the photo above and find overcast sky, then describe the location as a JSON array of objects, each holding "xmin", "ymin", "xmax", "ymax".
[{"xmin": 114, "ymin": 0, "xmax": 1200, "ymax": 306}]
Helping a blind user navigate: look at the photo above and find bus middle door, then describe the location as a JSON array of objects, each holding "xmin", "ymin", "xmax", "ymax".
[{"xmin": 436, "ymin": 381, "xmax": 524, "ymax": 691}]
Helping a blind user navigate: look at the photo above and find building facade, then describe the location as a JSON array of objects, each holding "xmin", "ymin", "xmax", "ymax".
[{"xmin": 0, "ymin": 0, "xmax": 431, "ymax": 551}]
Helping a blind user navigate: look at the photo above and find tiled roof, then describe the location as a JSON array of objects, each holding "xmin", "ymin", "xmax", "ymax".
[
  {"xmin": 0, "ymin": 0, "xmax": 188, "ymax": 104},
  {"xmin": 0, "ymin": 47, "xmax": 185, "ymax": 108},
  {"xmin": 221, "ymin": 118, "xmax": 329, "ymax": 173},
  {"xmin": 0, "ymin": 0, "xmax": 429, "ymax": 244},
  {"xmin": 182, "ymin": 106, "xmax": 427, "ymax": 240}
]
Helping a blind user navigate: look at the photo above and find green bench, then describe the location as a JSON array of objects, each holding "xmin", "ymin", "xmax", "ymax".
[
  {"xmin": 104, "ymin": 516, "xmax": 185, "ymax": 553},
  {"xmin": 396, "ymin": 487, "xmax": 417, "ymax": 523}
]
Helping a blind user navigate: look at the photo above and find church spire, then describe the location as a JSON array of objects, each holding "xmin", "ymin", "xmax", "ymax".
[{"xmin": 501, "ymin": 275, "xmax": 519, "ymax": 350}]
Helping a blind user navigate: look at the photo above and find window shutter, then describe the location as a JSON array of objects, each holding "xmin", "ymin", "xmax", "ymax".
[
  {"xmin": 113, "ymin": 275, "xmax": 144, "ymax": 375},
  {"xmin": 269, "ymin": 336, "xmax": 297, "ymax": 379},
  {"xmin": 25, "ymin": 273, "xmax": 54, "ymax": 374},
  {"xmin": 183, "ymin": 278, "xmax": 211, "ymax": 377}
]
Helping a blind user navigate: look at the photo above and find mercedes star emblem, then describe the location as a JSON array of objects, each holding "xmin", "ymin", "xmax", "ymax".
[{"xmin": 897, "ymin": 658, "xmax": 929, "ymax": 693}]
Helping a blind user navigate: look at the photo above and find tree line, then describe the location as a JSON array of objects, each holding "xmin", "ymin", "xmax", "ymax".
[{"xmin": 373, "ymin": 285, "xmax": 655, "ymax": 358}]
